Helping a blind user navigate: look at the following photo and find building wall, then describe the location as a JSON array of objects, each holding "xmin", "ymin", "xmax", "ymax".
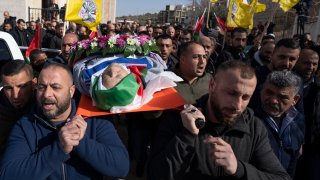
[
  {"xmin": 0, "ymin": 0, "xmax": 116, "ymax": 24},
  {"xmin": 0, "ymin": 0, "xmax": 28, "ymax": 23},
  {"xmin": 102, "ymin": 0, "xmax": 116, "ymax": 23}
]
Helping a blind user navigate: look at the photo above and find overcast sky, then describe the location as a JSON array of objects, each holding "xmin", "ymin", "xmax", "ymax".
[{"xmin": 116, "ymin": 0, "xmax": 191, "ymax": 17}]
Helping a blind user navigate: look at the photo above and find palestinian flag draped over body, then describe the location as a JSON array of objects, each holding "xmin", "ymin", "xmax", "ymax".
[
  {"xmin": 74, "ymin": 53, "xmax": 185, "ymax": 116},
  {"xmin": 25, "ymin": 25, "xmax": 41, "ymax": 63},
  {"xmin": 65, "ymin": 0, "xmax": 102, "ymax": 30},
  {"xmin": 91, "ymin": 65, "xmax": 148, "ymax": 111}
]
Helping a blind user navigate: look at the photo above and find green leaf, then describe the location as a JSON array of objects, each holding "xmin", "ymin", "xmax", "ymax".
[
  {"xmin": 86, "ymin": 50, "xmax": 91, "ymax": 57},
  {"xmin": 91, "ymin": 46, "xmax": 100, "ymax": 54},
  {"xmin": 136, "ymin": 45, "xmax": 142, "ymax": 54},
  {"xmin": 124, "ymin": 48, "xmax": 131, "ymax": 57},
  {"xmin": 150, "ymin": 45, "xmax": 159, "ymax": 52},
  {"xmin": 124, "ymin": 45, "xmax": 135, "ymax": 57},
  {"xmin": 69, "ymin": 53, "xmax": 75, "ymax": 62},
  {"xmin": 143, "ymin": 44, "xmax": 151, "ymax": 55},
  {"xmin": 75, "ymin": 49, "xmax": 85, "ymax": 61},
  {"xmin": 102, "ymin": 48, "xmax": 108, "ymax": 56}
]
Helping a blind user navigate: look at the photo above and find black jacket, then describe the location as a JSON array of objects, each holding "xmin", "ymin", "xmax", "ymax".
[
  {"xmin": 10, "ymin": 27, "xmax": 30, "ymax": 46},
  {"xmin": 148, "ymin": 95, "xmax": 290, "ymax": 180},
  {"xmin": 294, "ymin": 76, "xmax": 320, "ymax": 180},
  {"xmin": 0, "ymin": 89, "xmax": 34, "ymax": 156},
  {"xmin": 46, "ymin": 54, "xmax": 67, "ymax": 65},
  {"xmin": 3, "ymin": 16, "xmax": 16, "ymax": 29},
  {"xmin": 215, "ymin": 46, "xmax": 249, "ymax": 69}
]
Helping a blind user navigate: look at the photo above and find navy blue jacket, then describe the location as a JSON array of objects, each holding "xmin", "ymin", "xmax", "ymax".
[
  {"xmin": 254, "ymin": 106, "xmax": 304, "ymax": 177},
  {"xmin": 0, "ymin": 101, "xmax": 129, "ymax": 180}
]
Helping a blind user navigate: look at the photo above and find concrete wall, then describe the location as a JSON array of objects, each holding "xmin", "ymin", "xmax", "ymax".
[
  {"xmin": 102, "ymin": 0, "xmax": 116, "ymax": 23},
  {"xmin": 0, "ymin": 0, "xmax": 28, "ymax": 23},
  {"xmin": 0, "ymin": 0, "xmax": 116, "ymax": 24}
]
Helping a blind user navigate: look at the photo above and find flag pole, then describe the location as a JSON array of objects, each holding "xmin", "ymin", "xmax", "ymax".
[
  {"xmin": 223, "ymin": 0, "xmax": 232, "ymax": 50},
  {"xmin": 63, "ymin": 0, "xmax": 69, "ymax": 37},
  {"xmin": 206, "ymin": 1, "xmax": 212, "ymax": 29},
  {"xmin": 213, "ymin": 12, "xmax": 223, "ymax": 30}
]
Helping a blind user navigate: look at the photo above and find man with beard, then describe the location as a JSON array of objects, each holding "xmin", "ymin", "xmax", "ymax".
[
  {"xmin": 179, "ymin": 30, "xmax": 192, "ymax": 44},
  {"xmin": 255, "ymin": 38, "xmax": 300, "ymax": 88},
  {"xmin": 250, "ymin": 42, "xmax": 275, "ymax": 69},
  {"xmin": 152, "ymin": 26, "xmax": 163, "ymax": 38},
  {"xmin": 2, "ymin": 22, "xmax": 12, "ymax": 33},
  {"xmin": 199, "ymin": 35, "xmax": 218, "ymax": 75},
  {"xmin": 293, "ymin": 48, "xmax": 320, "ymax": 180},
  {"xmin": 249, "ymin": 38, "xmax": 302, "ymax": 112},
  {"xmin": 254, "ymin": 70, "xmax": 304, "ymax": 177},
  {"xmin": 148, "ymin": 60, "xmax": 290, "ymax": 180},
  {"xmin": 49, "ymin": 23, "xmax": 64, "ymax": 49},
  {"xmin": 46, "ymin": 33, "xmax": 78, "ymax": 65},
  {"xmin": 215, "ymin": 27, "xmax": 249, "ymax": 68},
  {"xmin": 0, "ymin": 60, "xmax": 36, "ymax": 156},
  {"xmin": 174, "ymin": 41, "xmax": 211, "ymax": 104},
  {"xmin": 10, "ymin": 19, "xmax": 30, "ymax": 46},
  {"xmin": 26, "ymin": 21, "xmax": 37, "ymax": 43},
  {"xmin": 156, "ymin": 34, "xmax": 177, "ymax": 70},
  {"xmin": 0, "ymin": 63, "xmax": 129, "ymax": 179}
]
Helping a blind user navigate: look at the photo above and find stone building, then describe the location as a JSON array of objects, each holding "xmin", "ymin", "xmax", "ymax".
[
  {"xmin": 158, "ymin": 4, "xmax": 192, "ymax": 25},
  {"xmin": 0, "ymin": 0, "xmax": 116, "ymax": 24}
]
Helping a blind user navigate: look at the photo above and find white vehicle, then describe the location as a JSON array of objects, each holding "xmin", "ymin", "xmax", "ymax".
[
  {"xmin": 0, "ymin": 31, "xmax": 24, "ymax": 62},
  {"xmin": 0, "ymin": 31, "xmax": 24, "ymax": 88}
]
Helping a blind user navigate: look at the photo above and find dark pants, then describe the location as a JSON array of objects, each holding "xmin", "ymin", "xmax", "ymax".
[{"xmin": 126, "ymin": 112, "xmax": 162, "ymax": 176}]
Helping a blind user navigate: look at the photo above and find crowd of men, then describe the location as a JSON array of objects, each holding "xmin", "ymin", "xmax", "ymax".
[{"xmin": 0, "ymin": 9, "xmax": 320, "ymax": 180}]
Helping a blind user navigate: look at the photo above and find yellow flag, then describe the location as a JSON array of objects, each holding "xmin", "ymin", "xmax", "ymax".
[
  {"xmin": 255, "ymin": 2, "xmax": 266, "ymax": 13},
  {"xmin": 227, "ymin": 0, "xmax": 252, "ymax": 29},
  {"xmin": 227, "ymin": 0, "xmax": 265, "ymax": 29},
  {"xmin": 278, "ymin": 0, "xmax": 300, "ymax": 12},
  {"xmin": 65, "ymin": 0, "xmax": 102, "ymax": 30},
  {"xmin": 210, "ymin": 0, "xmax": 218, "ymax": 3}
]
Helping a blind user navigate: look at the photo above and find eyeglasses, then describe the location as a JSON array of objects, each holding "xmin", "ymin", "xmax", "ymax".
[{"xmin": 192, "ymin": 54, "xmax": 207, "ymax": 59}]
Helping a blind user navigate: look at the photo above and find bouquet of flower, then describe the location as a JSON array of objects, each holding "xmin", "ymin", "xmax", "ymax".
[{"xmin": 70, "ymin": 34, "xmax": 159, "ymax": 62}]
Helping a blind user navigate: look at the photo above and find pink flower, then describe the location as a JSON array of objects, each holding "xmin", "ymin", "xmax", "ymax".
[
  {"xmin": 138, "ymin": 35, "xmax": 149, "ymax": 46},
  {"xmin": 116, "ymin": 38, "xmax": 126, "ymax": 48},
  {"xmin": 98, "ymin": 41, "xmax": 106, "ymax": 48},
  {"xmin": 97, "ymin": 36, "xmax": 108, "ymax": 48},
  {"xmin": 98, "ymin": 35, "xmax": 109, "ymax": 42},
  {"xmin": 71, "ymin": 42, "xmax": 78, "ymax": 51},
  {"xmin": 119, "ymin": 35, "xmax": 129, "ymax": 41},
  {"xmin": 81, "ymin": 39, "xmax": 91, "ymax": 50}
]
